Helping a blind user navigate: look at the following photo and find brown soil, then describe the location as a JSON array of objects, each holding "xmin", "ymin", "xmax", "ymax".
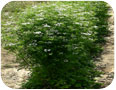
[
  {"xmin": 95, "ymin": 7, "xmax": 114, "ymax": 88},
  {"xmin": 1, "ymin": 49, "xmax": 29, "ymax": 89}
]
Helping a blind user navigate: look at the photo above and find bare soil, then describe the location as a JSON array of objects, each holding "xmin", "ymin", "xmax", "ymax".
[
  {"xmin": 1, "ymin": 49, "xmax": 29, "ymax": 89},
  {"xmin": 95, "ymin": 8, "xmax": 114, "ymax": 88}
]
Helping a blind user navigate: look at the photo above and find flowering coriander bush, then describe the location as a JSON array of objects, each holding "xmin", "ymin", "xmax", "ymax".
[{"xmin": 3, "ymin": 1, "xmax": 109, "ymax": 89}]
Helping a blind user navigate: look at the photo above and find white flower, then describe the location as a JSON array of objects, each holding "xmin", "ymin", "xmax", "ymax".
[
  {"xmin": 4, "ymin": 22, "xmax": 12, "ymax": 25},
  {"xmin": 94, "ymin": 26, "xmax": 98, "ymax": 29},
  {"xmin": 55, "ymin": 23, "xmax": 62, "ymax": 26},
  {"xmin": 52, "ymin": 4, "xmax": 56, "ymax": 6},
  {"xmin": 81, "ymin": 32, "xmax": 91, "ymax": 36},
  {"xmin": 75, "ymin": 22, "xmax": 83, "ymax": 26},
  {"xmin": 73, "ymin": 14, "xmax": 78, "ymax": 17},
  {"xmin": 44, "ymin": 49, "xmax": 47, "ymax": 52},
  {"xmin": 47, "ymin": 49, "xmax": 51, "ymax": 52},
  {"xmin": 59, "ymin": 8, "xmax": 66, "ymax": 11},
  {"xmin": 73, "ymin": 11, "xmax": 77, "ymax": 13},
  {"xmin": 62, "ymin": 5, "xmax": 68, "ymax": 7},
  {"xmin": 43, "ymin": 24, "xmax": 51, "ymax": 27},
  {"xmin": 75, "ymin": 22, "xmax": 80, "ymax": 25},
  {"xmin": 79, "ymin": 17, "xmax": 85, "ymax": 20},
  {"xmin": 32, "ymin": 5, "xmax": 37, "ymax": 8},
  {"xmin": 74, "ymin": 47, "xmax": 78, "ymax": 49},
  {"xmin": 29, "ymin": 43, "xmax": 37, "ymax": 46},
  {"xmin": 38, "ymin": 18, "xmax": 44, "ymax": 20},
  {"xmin": 44, "ymin": 49, "xmax": 51, "ymax": 52},
  {"xmin": 22, "ymin": 22, "xmax": 30, "ymax": 25},
  {"xmin": 80, "ymin": 7, "xmax": 85, "ymax": 9},
  {"xmin": 34, "ymin": 31, "xmax": 41, "ymax": 34},
  {"xmin": 9, "ymin": 16, "xmax": 13, "ymax": 19},
  {"xmin": 36, "ymin": 13, "xmax": 43, "ymax": 17},
  {"xmin": 83, "ymin": 12, "xmax": 90, "ymax": 14},
  {"xmin": 8, "ymin": 43, "xmax": 15, "ymax": 46},
  {"xmin": 88, "ymin": 38, "xmax": 94, "ymax": 41},
  {"xmin": 46, "ymin": 5, "xmax": 51, "ymax": 7},
  {"xmin": 4, "ymin": 12, "xmax": 9, "ymax": 16},
  {"xmin": 63, "ymin": 33, "xmax": 66, "ymax": 35}
]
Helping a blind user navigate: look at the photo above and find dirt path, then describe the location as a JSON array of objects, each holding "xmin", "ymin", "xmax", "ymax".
[
  {"xmin": 1, "ymin": 49, "xmax": 29, "ymax": 89},
  {"xmin": 95, "ymin": 7, "xmax": 114, "ymax": 88}
]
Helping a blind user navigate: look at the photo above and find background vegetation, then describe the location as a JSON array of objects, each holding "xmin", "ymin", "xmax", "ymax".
[{"xmin": 1, "ymin": 1, "xmax": 110, "ymax": 89}]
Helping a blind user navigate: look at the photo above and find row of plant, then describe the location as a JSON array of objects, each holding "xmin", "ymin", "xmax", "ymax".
[{"xmin": 2, "ymin": 1, "xmax": 110, "ymax": 89}]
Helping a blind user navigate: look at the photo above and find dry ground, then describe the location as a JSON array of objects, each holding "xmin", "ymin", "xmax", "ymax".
[
  {"xmin": 95, "ymin": 8, "xmax": 114, "ymax": 88},
  {"xmin": 1, "ymin": 49, "xmax": 29, "ymax": 89}
]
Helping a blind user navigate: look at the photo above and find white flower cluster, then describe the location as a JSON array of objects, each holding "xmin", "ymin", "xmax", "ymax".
[
  {"xmin": 36, "ymin": 13, "xmax": 44, "ymax": 17},
  {"xmin": 43, "ymin": 24, "xmax": 51, "ymax": 27},
  {"xmin": 29, "ymin": 43, "xmax": 37, "ymax": 46},
  {"xmin": 4, "ymin": 22, "xmax": 12, "ymax": 25},
  {"xmin": 55, "ymin": 23, "xmax": 62, "ymax": 26},
  {"xmin": 75, "ymin": 22, "xmax": 83, "ymax": 26},
  {"xmin": 93, "ymin": 26, "xmax": 98, "ymax": 29},
  {"xmin": 44, "ymin": 49, "xmax": 51, "ymax": 52},
  {"xmin": 32, "ymin": 5, "xmax": 37, "ymax": 8},
  {"xmin": 34, "ymin": 31, "xmax": 42, "ymax": 34},
  {"xmin": 9, "ymin": 16, "xmax": 13, "ymax": 19},
  {"xmin": 22, "ymin": 22, "xmax": 30, "ymax": 25},
  {"xmin": 81, "ymin": 32, "xmax": 91, "ymax": 36},
  {"xmin": 8, "ymin": 43, "xmax": 16, "ymax": 46},
  {"xmin": 37, "ymin": 18, "xmax": 44, "ymax": 20},
  {"xmin": 59, "ymin": 8, "xmax": 67, "ymax": 11}
]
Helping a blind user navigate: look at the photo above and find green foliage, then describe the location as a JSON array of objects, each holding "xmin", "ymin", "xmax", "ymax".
[
  {"xmin": 2, "ymin": 1, "xmax": 109, "ymax": 89},
  {"xmin": 2, "ymin": 1, "xmax": 42, "ymax": 12}
]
